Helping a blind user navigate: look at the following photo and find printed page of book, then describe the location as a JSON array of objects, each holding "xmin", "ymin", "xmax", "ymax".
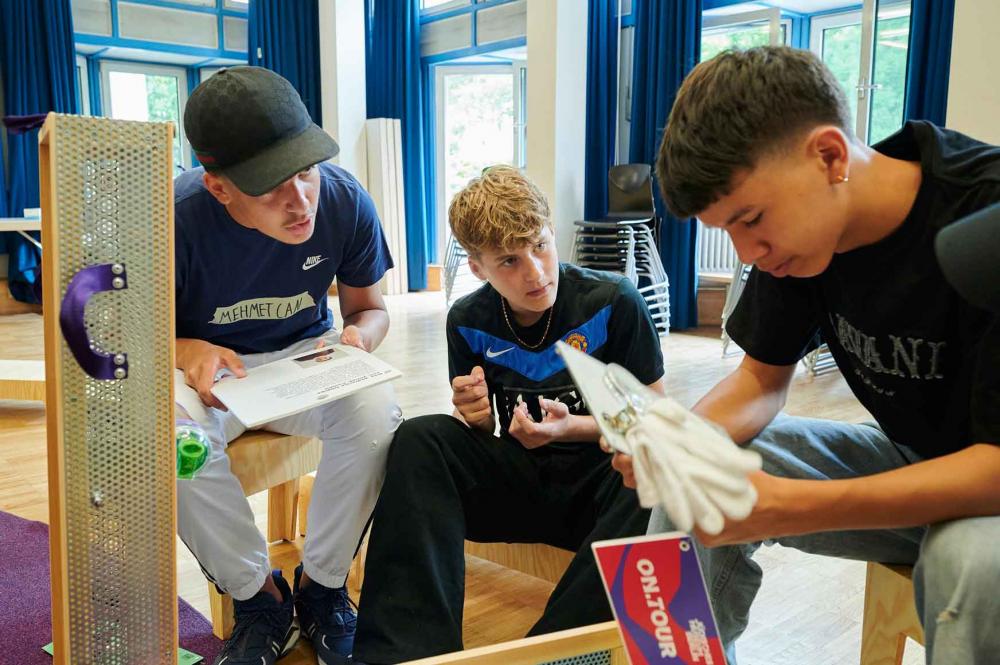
[{"xmin": 211, "ymin": 344, "xmax": 402, "ymax": 428}]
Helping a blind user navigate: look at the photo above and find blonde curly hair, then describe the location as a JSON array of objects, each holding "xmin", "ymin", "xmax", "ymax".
[{"xmin": 448, "ymin": 165, "xmax": 551, "ymax": 256}]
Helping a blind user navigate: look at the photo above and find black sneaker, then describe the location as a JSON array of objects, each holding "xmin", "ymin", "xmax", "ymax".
[
  {"xmin": 293, "ymin": 564, "xmax": 357, "ymax": 665},
  {"xmin": 213, "ymin": 570, "xmax": 300, "ymax": 665}
]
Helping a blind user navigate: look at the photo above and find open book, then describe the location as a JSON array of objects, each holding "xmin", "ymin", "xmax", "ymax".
[{"xmin": 211, "ymin": 344, "xmax": 402, "ymax": 428}]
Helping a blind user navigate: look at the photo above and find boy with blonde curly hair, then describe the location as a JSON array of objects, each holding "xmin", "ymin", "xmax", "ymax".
[{"xmin": 352, "ymin": 166, "xmax": 665, "ymax": 664}]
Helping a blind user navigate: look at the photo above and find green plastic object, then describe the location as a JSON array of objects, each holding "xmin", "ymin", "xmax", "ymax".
[{"xmin": 176, "ymin": 420, "xmax": 209, "ymax": 480}]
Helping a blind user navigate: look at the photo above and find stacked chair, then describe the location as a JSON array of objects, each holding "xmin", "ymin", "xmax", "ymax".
[
  {"xmin": 571, "ymin": 164, "xmax": 671, "ymax": 336},
  {"xmin": 721, "ymin": 261, "xmax": 838, "ymax": 376},
  {"xmin": 443, "ymin": 232, "xmax": 484, "ymax": 306}
]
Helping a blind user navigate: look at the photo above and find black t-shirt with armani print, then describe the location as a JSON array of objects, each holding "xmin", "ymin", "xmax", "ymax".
[
  {"xmin": 447, "ymin": 263, "xmax": 664, "ymax": 446},
  {"xmin": 727, "ymin": 121, "xmax": 1000, "ymax": 458}
]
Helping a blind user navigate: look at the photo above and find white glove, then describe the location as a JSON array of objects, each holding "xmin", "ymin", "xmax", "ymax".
[{"xmin": 626, "ymin": 397, "xmax": 762, "ymax": 535}]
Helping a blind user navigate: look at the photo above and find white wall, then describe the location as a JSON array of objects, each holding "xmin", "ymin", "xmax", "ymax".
[
  {"xmin": 318, "ymin": 0, "xmax": 369, "ymax": 187},
  {"xmin": 525, "ymin": 0, "xmax": 588, "ymax": 259},
  {"xmin": 947, "ymin": 0, "xmax": 1000, "ymax": 144}
]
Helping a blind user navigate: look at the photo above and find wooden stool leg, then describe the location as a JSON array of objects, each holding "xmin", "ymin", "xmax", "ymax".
[
  {"xmin": 298, "ymin": 473, "xmax": 314, "ymax": 537},
  {"xmin": 208, "ymin": 582, "xmax": 235, "ymax": 640},
  {"xmin": 861, "ymin": 562, "xmax": 924, "ymax": 665},
  {"xmin": 267, "ymin": 477, "xmax": 301, "ymax": 542},
  {"xmin": 348, "ymin": 532, "xmax": 369, "ymax": 596}
]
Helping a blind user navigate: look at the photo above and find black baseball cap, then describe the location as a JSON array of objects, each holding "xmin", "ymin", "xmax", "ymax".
[{"xmin": 184, "ymin": 66, "xmax": 339, "ymax": 196}]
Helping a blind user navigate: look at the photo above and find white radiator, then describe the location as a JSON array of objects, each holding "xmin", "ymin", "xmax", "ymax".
[
  {"xmin": 365, "ymin": 118, "xmax": 409, "ymax": 295},
  {"xmin": 698, "ymin": 223, "xmax": 740, "ymax": 275}
]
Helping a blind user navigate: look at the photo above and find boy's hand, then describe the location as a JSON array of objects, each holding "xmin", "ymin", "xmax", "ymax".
[
  {"xmin": 452, "ymin": 366, "xmax": 493, "ymax": 428},
  {"xmin": 509, "ymin": 397, "xmax": 571, "ymax": 449},
  {"xmin": 176, "ymin": 338, "xmax": 247, "ymax": 410},
  {"xmin": 601, "ymin": 436, "xmax": 638, "ymax": 487}
]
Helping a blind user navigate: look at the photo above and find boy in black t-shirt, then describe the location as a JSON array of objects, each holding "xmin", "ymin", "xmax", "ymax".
[
  {"xmin": 614, "ymin": 47, "xmax": 999, "ymax": 664},
  {"xmin": 353, "ymin": 166, "xmax": 665, "ymax": 664}
]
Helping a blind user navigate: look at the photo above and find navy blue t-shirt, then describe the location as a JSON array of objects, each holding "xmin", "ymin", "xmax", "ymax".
[{"xmin": 174, "ymin": 162, "xmax": 393, "ymax": 354}]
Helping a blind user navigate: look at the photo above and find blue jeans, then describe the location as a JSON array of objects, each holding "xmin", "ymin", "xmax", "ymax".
[{"xmin": 647, "ymin": 414, "xmax": 1000, "ymax": 665}]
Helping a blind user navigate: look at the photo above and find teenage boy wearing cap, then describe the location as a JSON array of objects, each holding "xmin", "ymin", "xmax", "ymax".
[{"xmin": 173, "ymin": 66, "xmax": 402, "ymax": 665}]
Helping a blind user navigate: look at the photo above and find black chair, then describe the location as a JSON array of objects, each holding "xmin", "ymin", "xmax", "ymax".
[{"xmin": 607, "ymin": 163, "xmax": 654, "ymax": 220}]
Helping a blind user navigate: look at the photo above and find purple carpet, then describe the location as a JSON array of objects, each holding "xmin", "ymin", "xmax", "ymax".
[{"xmin": 0, "ymin": 510, "xmax": 222, "ymax": 664}]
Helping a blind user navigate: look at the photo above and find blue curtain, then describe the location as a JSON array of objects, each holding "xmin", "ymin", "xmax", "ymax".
[
  {"xmin": 583, "ymin": 0, "xmax": 618, "ymax": 221},
  {"xmin": 366, "ymin": 0, "xmax": 429, "ymax": 290},
  {"xmin": 0, "ymin": 0, "xmax": 78, "ymax": 303},
  {"xmin": 628, "ymin": 0, "xmax": 701, "ymax": 330},
  {"xmin": 248, "ymin": 0, "xmax": 322, "ymax": 124},
  {"xmin": 903, "ymin": 0, "xmax": 954, "ymax": 125}
]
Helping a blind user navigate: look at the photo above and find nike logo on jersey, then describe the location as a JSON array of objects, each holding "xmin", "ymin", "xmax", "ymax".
[
  {"xmin": 486, "ymin": 346, "xmax": 515, "ymax": 358},
  {"xmin": 302, "ymin": 255, "xmax": 329, "ymax": 270}
]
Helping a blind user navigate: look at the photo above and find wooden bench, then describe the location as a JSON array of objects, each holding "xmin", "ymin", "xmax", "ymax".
[
  {"xmin": 861, "ymin": 562, "xmax": 925, "ymax": 665},
  {"xmin": 0, "ymin": 359, "xmax": 45, "ymax": 401},
  {"xmin": 208, "ymin": 430, "xmax": 322, "ymax": 639}
]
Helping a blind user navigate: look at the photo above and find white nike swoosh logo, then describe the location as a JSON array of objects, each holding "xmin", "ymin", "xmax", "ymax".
[
  {"xmin": 302, "ymin": 257, "xmax": 329, "ymax": 270},
  {"xmin": 486, "ymin": 346, "xmax": 515, "ymax": 358}
]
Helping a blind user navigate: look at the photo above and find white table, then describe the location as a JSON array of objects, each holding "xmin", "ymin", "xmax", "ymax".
[{"xmin": 0, "ymin": 217, "xmax": 42, "ymax": 249}]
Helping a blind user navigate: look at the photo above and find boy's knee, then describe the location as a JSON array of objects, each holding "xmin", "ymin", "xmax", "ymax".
[
  {"xmin": 917, "ymin": 517, "xmax": 1000, "ymax": 607},
  {"xmin": 387, "ymin": 415, "xmax": 464, "ymax": 464}
]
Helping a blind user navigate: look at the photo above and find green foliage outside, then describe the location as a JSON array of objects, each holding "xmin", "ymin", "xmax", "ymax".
[
  {"xmin": 145, "ymin": 75, "xmax": 183, "ymax": 167},
  {"xmin": 701, "ymin": 25, "xmax": 772, "ymax": 63},
  {"xmin": 443, "ymin": 73, "xmax": 514, "ymax": 208}
]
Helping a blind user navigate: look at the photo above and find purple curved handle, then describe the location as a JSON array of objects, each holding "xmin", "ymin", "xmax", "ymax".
[{"xmin": 59, "ymin": 264, "xmax": 129, "ymax": 380}]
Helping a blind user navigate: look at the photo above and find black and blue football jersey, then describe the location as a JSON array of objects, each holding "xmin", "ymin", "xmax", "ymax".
[{"xmin": 447, "ymin": 263, "xmax": 664, "ymax": 441}]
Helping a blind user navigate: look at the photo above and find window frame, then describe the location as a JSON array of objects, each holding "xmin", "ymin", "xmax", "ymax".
[{"xmin": 76, "ymin": 54, "xmax": 91, "ymax": 116}]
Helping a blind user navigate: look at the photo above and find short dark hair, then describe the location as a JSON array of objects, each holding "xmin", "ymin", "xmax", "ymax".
[{"xmin": 656, "ymin": 46, "xmax": 853, "ymax": 218}]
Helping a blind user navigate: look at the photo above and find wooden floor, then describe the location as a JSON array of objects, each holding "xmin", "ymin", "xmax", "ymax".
[{"xmin": 0, "ymin": 292, "xmax": 924, "ymax": 664}]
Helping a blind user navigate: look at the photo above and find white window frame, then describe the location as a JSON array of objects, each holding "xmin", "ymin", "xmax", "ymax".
[
  {"xmin": 99, "ymin": 60, "xmax": 190, "ymax": 169},
  {"xmin": 513, "ymin": 60, "xmax": 527, "ymax": 169},
  {"xmin": 199, "ymin": 67, "xmax": 225, "ymax": 84},
  {"xmin": 76, "ymin": 54, "xmax": 91, "ymax": 116},
  {"xmin": 433, "ymin": 64, "xmax": 525, "ymax": 259}
]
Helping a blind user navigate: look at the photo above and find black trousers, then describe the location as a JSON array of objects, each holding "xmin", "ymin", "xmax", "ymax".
[{"xmin": 353, "ymin": 414, "xmax": 651, "ymax": 664}]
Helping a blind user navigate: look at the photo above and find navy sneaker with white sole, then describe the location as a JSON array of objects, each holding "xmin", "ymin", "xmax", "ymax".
[
  {"xmin": 293, "ymin": 564, "xmax": 357, "ymax": 665},
  {"xmin": 213, "ymin": 570, "xmax": 300, "ymax": 665}
]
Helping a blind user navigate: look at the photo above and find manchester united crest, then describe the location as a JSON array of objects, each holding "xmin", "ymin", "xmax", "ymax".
[{"xmin": 565, "ymin": 332, "xmax": 588, "ymax": 353}]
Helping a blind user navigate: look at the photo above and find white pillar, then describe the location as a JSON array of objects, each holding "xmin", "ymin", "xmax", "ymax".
[
  {"xmin": 947, "ymin": 0, "xmax": 1000, "ymax": 144},
  {"xmin": 318, "ymin": 0, "xmax": 369, "ymax": 187},
  {"xmin": 525, "ymin": 0, "xmax": 589, "ymax": 259}
]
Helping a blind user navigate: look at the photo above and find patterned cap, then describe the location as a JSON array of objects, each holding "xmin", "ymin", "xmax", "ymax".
[{"xmin": 183, "ymin": 66, "xmax": 339, "ymax": 196}]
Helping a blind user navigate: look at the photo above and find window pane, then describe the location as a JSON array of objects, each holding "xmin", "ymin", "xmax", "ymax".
[
  {"xmin": 108, "ymin": 71, "xmax": 183, "ymax": 168},
  {"xmin": 868, "ymin": 10, "xmax": 910, "ymax": 143},
  {"xmin": 701, "ymin": 24, "xmax": 771, "ymax": 62},
  {"xmin": 443, "ymin": 73, "xmax": 514, "ymax": 211},
  {"xmin": 820, "ymin": 23, "xmax": 862, "ymax": 132},
  {"xmin": 423, "ymin": 0, "xmax": 465, "ymax": 9}
]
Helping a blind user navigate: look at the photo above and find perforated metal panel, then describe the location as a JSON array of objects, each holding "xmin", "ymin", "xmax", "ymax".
[
  {"xmin": 41, "ymin": 114, "xmax": 176, "ymax": 664},
  {"xmin": 541, "ymin": 650, "xmax": 612, "ymax": 665}
]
